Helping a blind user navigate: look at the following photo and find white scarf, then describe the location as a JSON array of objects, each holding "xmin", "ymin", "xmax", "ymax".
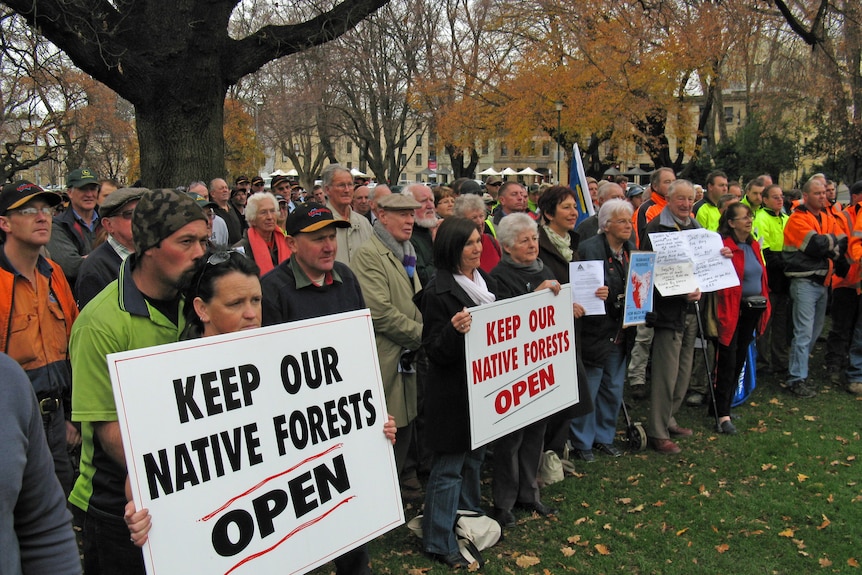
[{"xmin": 454, "ymin": 269, "xmax": 496, "ymax": 305}]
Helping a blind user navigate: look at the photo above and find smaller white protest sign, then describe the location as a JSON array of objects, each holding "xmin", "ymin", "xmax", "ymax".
[
  {"xmin": 648, "ymin": 228, "xmax": 739, "ymax": 296},
  {"xmin": 569, "ymin": 260, "xmax": 606, "ymax": 316},
  {"xmin": 110, "ymin": 310, "xmax": 403, "ymax": 575},
  {"xmin": 465, "ymin": 287, "xmax": 578, "ymax": 450}
]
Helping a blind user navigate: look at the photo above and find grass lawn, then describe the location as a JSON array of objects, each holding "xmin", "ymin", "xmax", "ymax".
[{"xmin": 316, "ymin": 340, "xmax": 861, "ymax": 574}]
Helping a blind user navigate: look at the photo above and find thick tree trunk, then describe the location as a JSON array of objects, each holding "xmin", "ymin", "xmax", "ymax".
[{"xmin": 136, "ymin": 85, "xmax": 227, "ymax": 187}]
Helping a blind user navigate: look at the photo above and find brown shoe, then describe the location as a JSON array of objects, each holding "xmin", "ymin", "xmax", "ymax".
[
  {"xmin": 650, "ymin": 437, "xmax": 681, "ymax": 454},
  {"xmin": 668, "ymin": 426, "xmax": 693, "ymax": 437}
]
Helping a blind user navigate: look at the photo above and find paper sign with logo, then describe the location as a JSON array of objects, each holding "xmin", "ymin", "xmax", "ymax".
[
  {"xmin": 110, "ymin": 309, "xmax": 403, "ymax": 575},
  {"xmin": 465, "ymin": 287, "xmax": 579, "ymax": 450}
]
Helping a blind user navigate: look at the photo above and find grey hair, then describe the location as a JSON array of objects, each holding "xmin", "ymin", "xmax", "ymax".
[
  {"xmin": 321, "ymin": 164, "xmax": 351, "ymax": 188},
  {"xmin": 667, "ymin": 179, "xmax": 695, "ymax": 200},
  {"xmin": 597, "ymin": 181, "xmax": 625, "ymax": 203},
  {"xmin": 496, "ymin": 212, "xmax": 538, "ymax": 249},
  {"xmin": 598, "ymin": 198, "xmax": 634, "ymax": 234},
  {"xmin": 403, "ymin": 182, "xmax": 429, "ymax": 197},
  {"xmin": 245, "ymin": 192, "xmax": 278, "ymax": 224},
  {"xmin": 454, "ymin": 193, "xmax": 486, "ymax": 217},
  {"xmin": 368, "ymin": 184, "xmax": 390, "ymax": 202}
]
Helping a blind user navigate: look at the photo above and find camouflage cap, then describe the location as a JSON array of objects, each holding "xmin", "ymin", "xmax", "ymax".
[{"xmin": 133, "ymin": 188, "xmax": 207, "ymax": 256}]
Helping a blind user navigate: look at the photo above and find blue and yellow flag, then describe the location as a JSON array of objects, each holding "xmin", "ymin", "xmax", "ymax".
[{"xmin": 569, "ymin": 143, "xmax": 595, "ymax": 226}]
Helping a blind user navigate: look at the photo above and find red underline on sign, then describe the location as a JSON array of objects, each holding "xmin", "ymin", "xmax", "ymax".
[
  {"xmin": 199, "ymin": 443, "xmax": 344, "ymax": 522},
  {"xmin": 223, "ymin": 496, "xmax": 355, "ymax": 575}
]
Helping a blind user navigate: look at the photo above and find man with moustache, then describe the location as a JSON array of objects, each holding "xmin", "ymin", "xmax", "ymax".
[{"xmin": 69, "ymin": 189, "xmax": 209, "ymax": 574}]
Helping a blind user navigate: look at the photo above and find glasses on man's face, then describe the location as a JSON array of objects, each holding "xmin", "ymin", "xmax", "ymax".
[
  {"xmin": 11, "ymin": 206, "xmax": 54, "ymax": 217},
  {"xmin": 118, "ymin": 209, "xmax": 135, "ymax": 220}
]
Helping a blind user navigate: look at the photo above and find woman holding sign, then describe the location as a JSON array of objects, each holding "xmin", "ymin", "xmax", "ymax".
[
  {"xmin": 488, "ymin": 213, "xmax": 562, "ymax": 528},
  {"xmin": 713, "ymin": 203, "xmax": 770, "ymax": 434},
  {"xmin": 414, "ymin": 217, "xmax": 497, "ymax": 568},
  {"xmin": 570, "ymin": 199, "xmax": 635, "ymax": 461}
]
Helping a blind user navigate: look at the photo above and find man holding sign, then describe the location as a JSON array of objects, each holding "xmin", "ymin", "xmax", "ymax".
[
  {"xmin": 70, "ymin": 189, "xmax": 209, "ymax": 574},
  {"xmin": 641, "ymin": 180, "xmax": 731, "ymax": 454}
]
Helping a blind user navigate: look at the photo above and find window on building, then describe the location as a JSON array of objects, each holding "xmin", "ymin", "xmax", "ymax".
[
  {"xmin": 400, "ymin": 153, "xmax": 407, "ymax": 167},
  {"xmin": 416, "ymin": 134, "xmax": 422, "ymax": 146},
  {"xmin": 513, "ymin": 146, "xmax": 521, "ymax": 157},
  {"xmin": 500, "ymin": 142, "xmax": 508, "ymax": 156},
  {"xmin": 542, "ymin": 142, "xmax": 550, "ymax": 156},
  {"xmin": 415, "ymin": 153, "xmax": 422, "ymax": 167},
  {"xmin": 346, "ymin": 141, "xmax": 353, "ymax": 153},
  {"xmin": 482, "ymin": 141, "xmax": 489, "ymax": 155},
  {"xmin": 724, "ymin": 107, "xmax": 734, "ymax": 124},
  {"xmin": 346, "ymin": 161, "xmax": 353, "ymax": 169}
]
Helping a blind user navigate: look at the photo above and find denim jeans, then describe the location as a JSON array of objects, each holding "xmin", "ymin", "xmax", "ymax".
[
  {"xmin": 421, "ymin": 447, "xmax": 486, "ymax": 556},
  {"xmin": 788, "ymin": 278, "xmax": 828, "ymax": 383},
  {"xmin": 844, "ymin": 307, "xmax": 862, "ymax": 382},
  {"xmin": 571, "ymin": 344, "xmax": 626, "ymax": 449}
]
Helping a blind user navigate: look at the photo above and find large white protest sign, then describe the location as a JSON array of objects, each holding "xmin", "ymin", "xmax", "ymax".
[
  {"xmin": 110, "ymin": 310, "xmax": 403, "ymax": 575},
  {"xmin": 465, "ymin": 287, "xmax": 579, "ymax": 450},
  {"xmin": 647, "ymin": 228, "xmax": 739, "ymax": 296}
]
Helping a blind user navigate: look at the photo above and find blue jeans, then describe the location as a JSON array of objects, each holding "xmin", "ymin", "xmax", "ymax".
[
  {"xmin": 844, "ymin": 307, "xmax": 862, "ymax": 382},
  {"xmin": 570, "ymin": 344, "xmax": 626, "ymax": 449},
  {"xmin": 788, "ymin": 278, "xmax": 828, "ymax": 383},
  {"xmin": 421, "ymin": 447, "xmax": 486, "ymax": 556}
]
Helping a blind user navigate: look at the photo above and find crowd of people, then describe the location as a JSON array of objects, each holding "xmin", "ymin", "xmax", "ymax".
[{"xmin": 1, "ymin": 161, "xmax": 859, "ymax": 573}]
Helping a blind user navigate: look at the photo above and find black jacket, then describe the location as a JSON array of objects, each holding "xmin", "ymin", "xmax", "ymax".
[
  {"xmin": 577, "ymin": 234, "xmax": 633, "ymax": 366},
  {"xmin": 414, "ymin": 269, "xmax": 496, "ymax": 453}
]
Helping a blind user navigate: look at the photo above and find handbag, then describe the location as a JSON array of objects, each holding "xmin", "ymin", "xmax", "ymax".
[
  {"xmin": 742, "ymin": 295, "xmax": 768, "ymax": 310},
  {"xmin": 407, "ymin": 510, "xmax": 502, "ymax": 567}
]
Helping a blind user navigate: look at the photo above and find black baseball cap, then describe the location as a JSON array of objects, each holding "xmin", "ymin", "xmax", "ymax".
[
  {"xmin": 286, "ymin": 202, "xmax": 351, "ymax": 235},
  {"xmin": 0, "ymin": 180, "xmax": 62, "ymax": 216}
]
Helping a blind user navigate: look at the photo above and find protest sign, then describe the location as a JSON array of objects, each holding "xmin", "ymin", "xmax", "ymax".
[
  {"xmin": 623, "ymin": 252, "xmax": 656, "ymax": 327},
  {"xmin": 110, "ymin": 310, "xmax": 403, "ymax": 575},
  {"xmin": 465, "ymin": 287, "xmax": 579, "ymax": 450},
  {"xmin": 647, "ymin": 228, "xmax": 739, "ymax": 296},
  {"xmin": 569, "ymin": 260, "xmax": 605, "ymax": 315}
]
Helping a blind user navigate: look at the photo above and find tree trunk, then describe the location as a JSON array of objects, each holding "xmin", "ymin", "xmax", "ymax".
[{"xmin": 135, "ymin": 79, "xmax": 227, "ymax": 187}]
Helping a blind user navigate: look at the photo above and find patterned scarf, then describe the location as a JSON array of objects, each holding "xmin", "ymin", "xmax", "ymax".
[
  {"xmin": 543, "ymin": 224, "xmax": 573, "ymax": 262},
  {"xmin": 373, "ymin": 220, "xmax": 417, "ymax": 279}
]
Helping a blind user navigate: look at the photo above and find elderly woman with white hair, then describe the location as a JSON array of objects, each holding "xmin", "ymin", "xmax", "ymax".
[
  {"xmin": 488, "ymin": 213, "xmax": 562, "ymax": 527},
  {"xmin": 233, "ymin": 191, "xmax": 291, "ymax": 275},
  {"xmin": 570, "ymin": 199, "xmax": 635, "ymax": 462}
]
